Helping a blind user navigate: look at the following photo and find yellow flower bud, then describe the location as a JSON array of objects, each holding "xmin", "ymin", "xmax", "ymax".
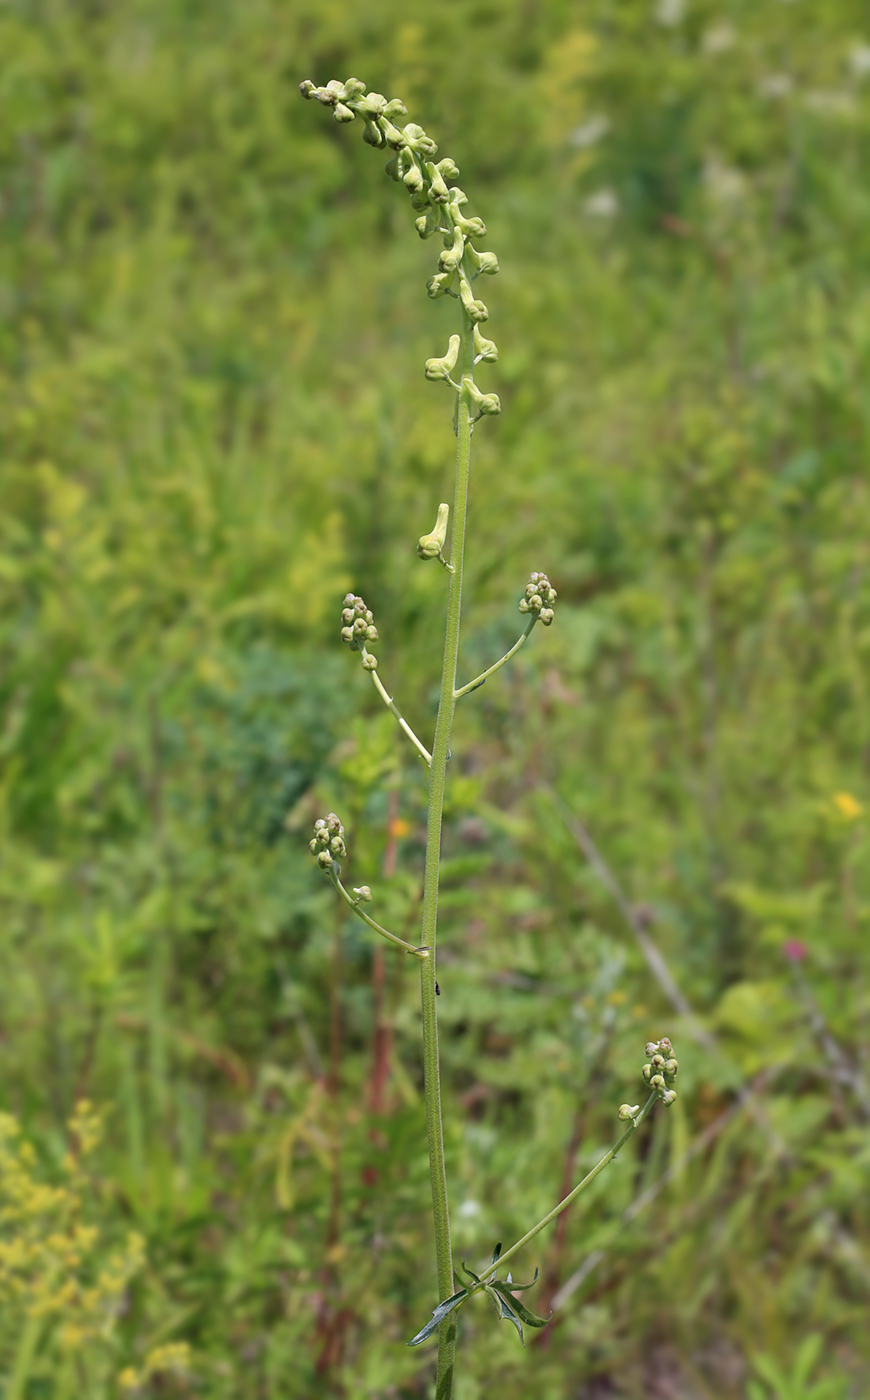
[{"xmin": 417, "ymin": 503, "xmax": 450, "ymax": 560}]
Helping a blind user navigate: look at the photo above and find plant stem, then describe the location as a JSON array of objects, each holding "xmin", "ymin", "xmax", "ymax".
[
  {"xmin": 6, "ymin": 1311, "xmax": 42, "ymax": 1400},
  {"xmin": 474, "ymin": 1093, "xmax": 659, "ymax": 1288},
  {"xmin": 361, "ymin": 648, "xmax": 433, "ymax": 765},
  {"xmin": 419, "ymin": 308, "xmax": 476, "ymax": 1400},
  {"xmin": 454, "ymin": 619, "xmax": 536, "ymax": 698},
  {"xmin": 329, "ymin": 870, "xmax": 425, "ymax": 957}
]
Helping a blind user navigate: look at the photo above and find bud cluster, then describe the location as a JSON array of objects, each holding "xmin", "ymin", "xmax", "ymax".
[
  {"xmin": 309, "ymin": 813, "xmax": 347, "ymax": 871},
  {"xmin": 518, "ymin": 572, "xmax": 557, "ymax": 627},
  {"xmin": 340, "ymin": 594, "xmax": 379, "ymax": 670},
  {"xmin": 300, "ymin": 76, "xmax": 499, "ymax": 419},
  {"xmin": 642, "ymin": 1037, "xmax": 678, "ymax": 1106}
]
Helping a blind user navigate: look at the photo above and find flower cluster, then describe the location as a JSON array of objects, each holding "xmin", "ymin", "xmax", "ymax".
[
  {"xmin": 309, "ymin": 814, "xmax": 347, "ymax": 871},
  {"xmin": 119, "ymin": 1343, "xmax": 192, "ymax": 1394},
  {"xmin": 340, "ymin": 593, "xmax": 379, "ymax": 670},
  {"xmin": 0, "ymin": 1104, "xmax": 145, "ymax": 1354},
  {"xmin": 642, "ymin": 1037, "xmax": 678, "ymax": 1105},
  {"xmin": 518, "ymin": 572, "xmax": 557, "ymax": 626},
  {"xmin": 299, "ymin": 76, "xmax": 500, "ymax": 417}
]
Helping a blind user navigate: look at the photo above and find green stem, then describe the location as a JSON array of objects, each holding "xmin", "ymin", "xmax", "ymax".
[
  {"xmin": 362, "ymin": 649, "xmax": 433, "ymax": 765},
  {"xmin": 6, "ymin": 1310, "xmax": 42, "ymax": 1400},
  {"xmin": 420, "ymin": 307, "xmax": 476, "ymax": 1400},
  {"xmin": 475, "ymin": 1094, "xmax": 659, "ymax": 1288},
  {"xmin": 329, "ymin": 869, "xmax": 425, "ymax": 958},
  {"xmin": 454, "ymin": 619, "xmax": 536, "ymax": 698}
]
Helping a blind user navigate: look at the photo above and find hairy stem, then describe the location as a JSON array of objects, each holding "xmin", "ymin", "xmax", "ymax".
[
  {"xmin": 420, "ymin": 307, "xmax": 476, "ymax": 1400},
  {"xmin": 329, "ymin": 869, "xmax": 426, "ymax": 957},
  {"xmin": 475, "ymin": 1094, "xmax": 658, "ymax": 1288},
  {"xmin": 455, "ymin": 618, "xmax": 536, "ymax": 698}
]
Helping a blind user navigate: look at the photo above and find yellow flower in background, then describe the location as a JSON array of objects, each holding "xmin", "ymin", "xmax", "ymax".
[{"xmin": 833, "ymin": 791, "xmax": 863, "ymax": 820}]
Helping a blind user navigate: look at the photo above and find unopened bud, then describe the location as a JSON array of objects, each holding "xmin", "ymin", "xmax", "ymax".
[
  {"xmin": 617, "ymin": 1103, "xmax": 639, "ymax": 1121},
  {"xmin": 333, "ymin": 103, "xmax": 355, "ymax": 123},
  {"xmin": 642, "ymin": 1063, "xmax": 653, "ymax": 1084},
  {"xmin": 362, "ymin": 653, "xmax": 378, "ymax": 671},
  {"xmin": 330, "ymin": 836, "xmax": 346, "ymax": 856},
  {"xmin": 644, "ymin": 1042, "xmax": 658, "ymax": 1058},
  {"xmin": 438, "ymin": 226, "xmax": 465, "ymax": 273},
  {"xmin": 467, "ymin": 246, "xmax": 499, "ymax": 276},
  {"xmin": 458, "ymin": 277, "xmax": 488, "ymax": 323},
  {"xmin": 518, "ymin": 598, "xmax": 530, "ymax": 614},
  {"xmin": 661, "ymin": 1089, "xmax": 677, "ymax": 1106},
  {"xmin": 402, "ymin": 122, "xmax": 438, "ymax": 156},
  {"xmin": 352, "ymin": 886, "xmax": 373, "ymax": 902},
  {"xmin": 465, "ymin": 379, "xmax": 500, "ymax": 417},
  {"xmin": 403, "ymin": 162, "xmax": 424, "ymax": 194},
  {"xmin": 353, "ymin": 616, "xmax": 368, "ymax": 635},
  {"xmin": 658, "ymin": 1037, "xmax": 673, "ymax": 1056},
  {"xmin": 650, "ymin": 1074, "xmax": 665, "ymax": 1090},
  {"xmin": 425, "ymin": 334, "xmax": 461, "ymax": 382},
  {"xmin": 473, "ymin": 327, "xmax": 498, "ymax": 364},
  {"xmin": 317, "ymin": 850, "xmax": 333, "ymax": 869},
  {"xmin": 341, "ymin": 626, "xmax": 354, "ymax": 643},
  {"xmin": 416, "ymin": 205, "xmax": 442, "ymax": 239},
  {"xmin": 357, "ymin": 91, "xmax": 387, "ymax": 117},
  {"xmin": 664, "ymin": 1059, "xmax": 678, "ymax": 1077},
  {"xmin": 417, "ymin": 502, "xmax": 450, "ymax": 559},
  {"xmin": 363, "ymin": 119, "xmax": 385, "ymax": 147},
  {"xmin": 427, "ymin": 272, "xmax": 454, "ymax": 299},
  {"xmin": 366, "ymin": 624, "xmax": 378, "ymax": 642},
  {"xmin": 539, "ymin": 607, "xmax": 554, "ymax": 626},
  {"xmin": 651, "ymin": 1054, "xmax": 665, "ymax": 1069}
]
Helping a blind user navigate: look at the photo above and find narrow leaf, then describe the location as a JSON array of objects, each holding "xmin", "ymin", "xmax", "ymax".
[
  {"xmin": 407, "ymin": 1288, "xmax": 468, "ymax": 1347},
  {"xmin": 491, "ymin": 1241, "xmax": 502, "ymax": 1264},
  {"xmin": 461, "ymin": 1261, "xmax": 481, "ymax": 1284},
  {"xmin": 485, "ymin": 1284, "xmax": 526, "ymax": 1346},
  {"xmin": 491, "ymin": 1281, "xmax": 551, "ymax": 1329},
  {"xmin": 502, "ymin": 1266, "xmax": 540, "ymax": 1293}
]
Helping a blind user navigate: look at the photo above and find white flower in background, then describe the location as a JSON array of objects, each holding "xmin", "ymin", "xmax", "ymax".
[
  {"xmin": 654, "ymin": 0, "xmax": 685, "ymax": 25},
  {"xmin": 803, "ymin": 89, "xmax": 855, "ymax": 115},
  {"xmin": 759, "ymin": 73, "xmax": 793, "ymax": 99},
  {"xmin": 849, "ymin": 43, "xmax": 870, "ymax": 77},
  {"xmin": 702, "ymin": 23, "xmax": 736, "ymax": 55},
  {"xmin": 457, "ymin": 1199, "xmax": 481, "ymax": 1219},
  {"xmin": 703, "ymin": 155, "xmax": 746, "ymax": 204},
  {"xmin": 569, "ymin": 114, "xmax": 611, "ymax": 149},
  {"xmin": 583, "ymin": 188, "xmax": 620, "ymax": 219}
]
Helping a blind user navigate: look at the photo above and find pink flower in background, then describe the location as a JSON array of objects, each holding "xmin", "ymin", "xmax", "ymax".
[{"xmin": 782, "ymin": 939, "xmax": 808, "ymax": 963}]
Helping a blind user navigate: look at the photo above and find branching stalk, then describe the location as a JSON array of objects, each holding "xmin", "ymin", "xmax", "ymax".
[
  {"xmin": 473, "ymin": 1093, "xmax": 658, "ymax": 1288},
  {"xmin": 329, "ymin": 869, "xmax": 426, "ymax": 958},
  {"xmin": 361, "ymin": 646, "xmax": 433, "ymax": 765},
  {"xmin": 455, "ymin": 618, "xmax": 536, "ymax": 698}
]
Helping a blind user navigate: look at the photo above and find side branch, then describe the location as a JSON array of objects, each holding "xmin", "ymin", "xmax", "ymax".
[
  {"xmin": 473, "ymin": 1094, "xmax": 658, "ymax": 1287},
  {"xmin": 454, "ymin": 619, "xmax": 536, "ymax": 698},
  {"xmin": 329, "ymin": 869, "xmax": 428, "ymax": 958},
  {"xmin": 362, "ymin": 647, "xmax": 433, "ymax": 766}
]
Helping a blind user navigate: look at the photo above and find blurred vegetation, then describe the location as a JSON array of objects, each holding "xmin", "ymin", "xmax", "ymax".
[{"xmin": 1, "ymin": 0, "xmax": 870, "ymax": 1396}]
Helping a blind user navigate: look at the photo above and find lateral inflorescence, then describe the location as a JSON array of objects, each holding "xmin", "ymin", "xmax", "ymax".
[
  {"xmin": 309, "ymin": 813, "xmax": 347, "ymax": 871},
  {"xmin": 340, "ymin": 593, "xmax": 379, "ymax": 670},
  {"xmin": 518, "ymin": 572, "xmax": 557, "ymax": 627},
  {"xmin": 642, "ymin": 1037, "xmax": 679, "ymax": 1106}
]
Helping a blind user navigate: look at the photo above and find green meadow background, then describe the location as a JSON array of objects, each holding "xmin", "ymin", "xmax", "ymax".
[{"xmin": 2, "ymin": 0, "xmax": 870, "ymax": 1395}]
